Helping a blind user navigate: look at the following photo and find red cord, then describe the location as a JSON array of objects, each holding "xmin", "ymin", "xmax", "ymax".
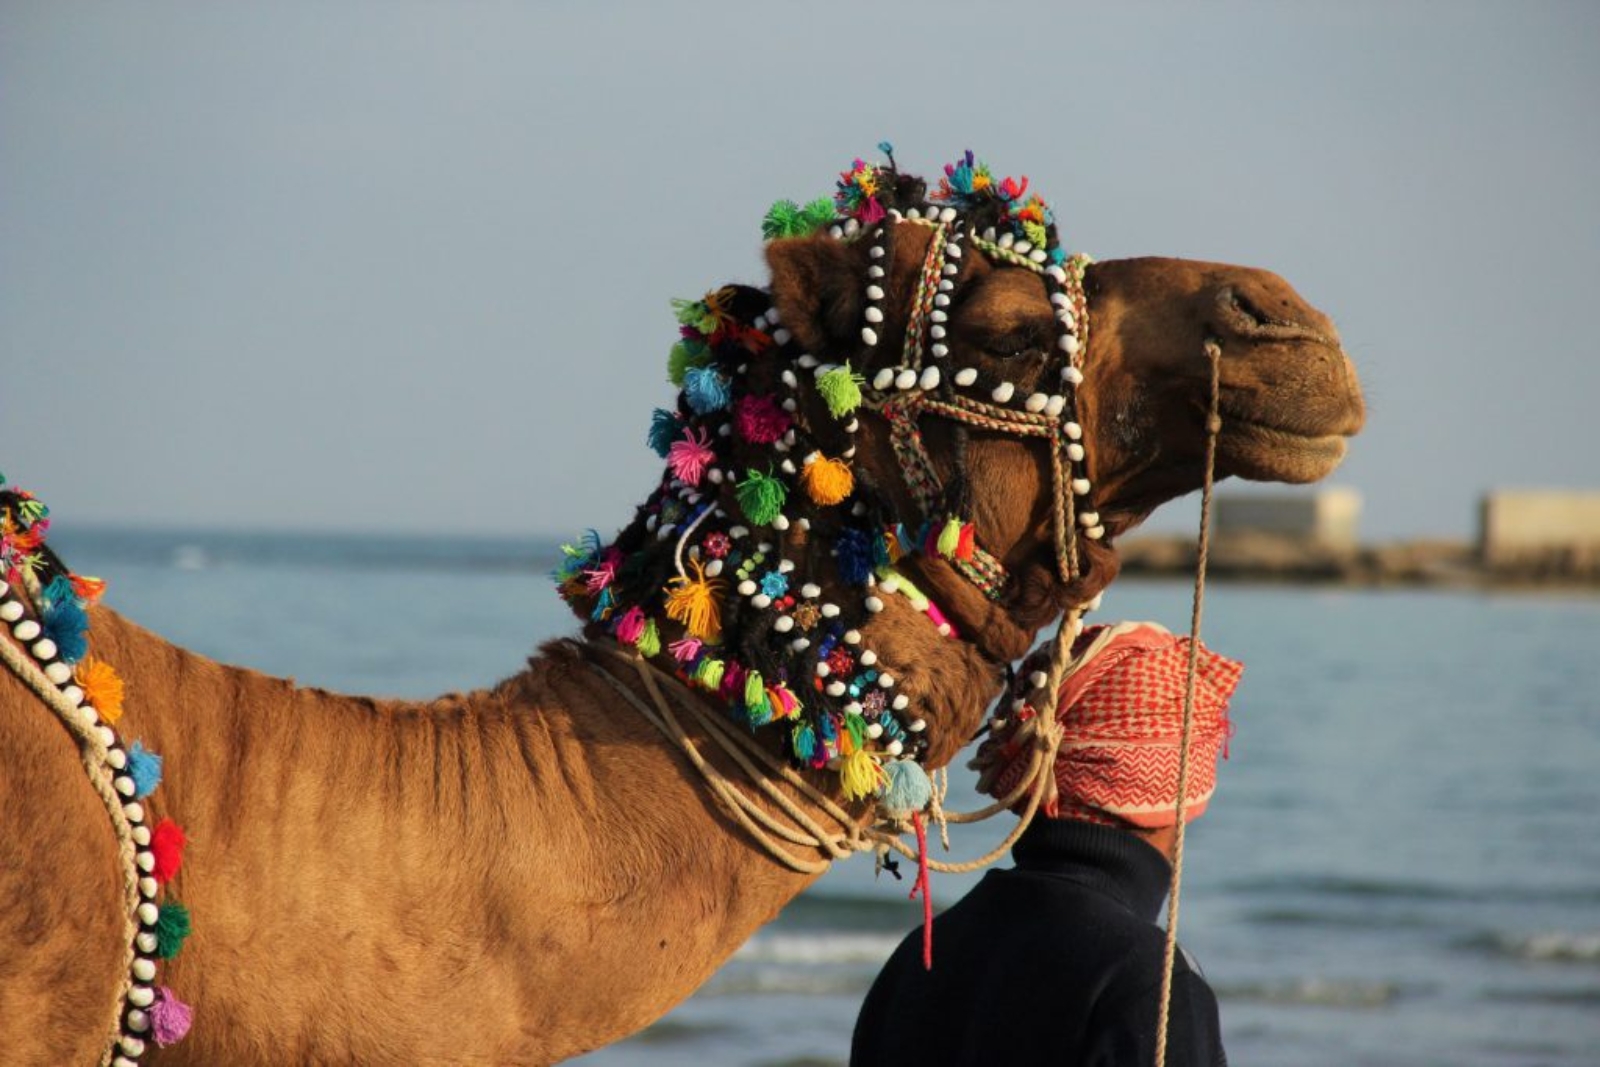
[{"xmin": 911, "ymin": 812, "xmax": 934, "ymax": 970}]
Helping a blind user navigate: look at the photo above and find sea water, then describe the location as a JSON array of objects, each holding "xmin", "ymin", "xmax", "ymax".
[{"xmin": 50, "ymin": 528, "xmax": 1600, "ymax": 1067}]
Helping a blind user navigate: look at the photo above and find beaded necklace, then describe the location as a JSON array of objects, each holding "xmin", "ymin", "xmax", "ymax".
[{"xmin": 0, "ymin": 484, "xmax": 194, "ymax": 1065}]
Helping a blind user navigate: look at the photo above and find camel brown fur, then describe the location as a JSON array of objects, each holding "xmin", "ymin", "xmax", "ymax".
[{"xmin": 1, "ymin": 218, "xmax": 1363, "ymax": 1065}]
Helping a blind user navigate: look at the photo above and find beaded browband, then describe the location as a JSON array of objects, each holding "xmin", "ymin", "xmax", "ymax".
[{"xmin": 555, "ymin": 147, "xmax": 1097, "ymax": 811}]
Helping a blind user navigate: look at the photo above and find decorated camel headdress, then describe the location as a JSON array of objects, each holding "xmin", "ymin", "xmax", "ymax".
[{"xmin": 555, "ymin": 145, "xmax": 1098, "ymax": 811}]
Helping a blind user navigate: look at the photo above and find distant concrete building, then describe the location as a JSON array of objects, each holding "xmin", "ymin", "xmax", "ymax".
[
  {"xmin": 1479, "ymin": 490, "xmax": 1600, "ymax": 565},
  {"xmin": 1214, "ymin": 488, "xmax": 1363, "ymax": 549}
]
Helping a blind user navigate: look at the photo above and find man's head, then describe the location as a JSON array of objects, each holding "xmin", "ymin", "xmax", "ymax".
[{"xmin": 975, "ymin": 621, "xmax": 1243, "ymax": 837}]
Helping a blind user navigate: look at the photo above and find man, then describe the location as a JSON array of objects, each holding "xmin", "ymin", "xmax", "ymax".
[{"xmin": 851, "ymin": 621, "xmax": 1242, "ymax": 1067}]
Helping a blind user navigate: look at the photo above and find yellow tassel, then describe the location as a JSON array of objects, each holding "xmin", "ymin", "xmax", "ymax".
[
  {"xmin": 801, "ymin": 455, "xmax": 854, "ymax": 506},
  {"xmin": 839, "ymin": 750, "xmax": 883, "ymax": 802},
  {"xmin": 664, "ymin": 561, "xmax": 724, "ymax": 641},
  {"xmin": 76, "ymin": 658, "xmax": 126, "ymax": 724}
]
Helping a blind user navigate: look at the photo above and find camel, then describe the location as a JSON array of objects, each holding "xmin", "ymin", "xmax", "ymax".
[{"xmin": 0, "ymin": 152, "xmax": 1364, "ymax": 1066}]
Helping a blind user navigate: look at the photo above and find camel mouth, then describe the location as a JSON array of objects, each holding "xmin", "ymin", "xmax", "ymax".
[{"xmin": 1217, "ymin": 415, "xmax": 1351, "ymax": 483}]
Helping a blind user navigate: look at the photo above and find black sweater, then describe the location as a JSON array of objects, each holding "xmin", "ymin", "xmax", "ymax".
[{"xmin": 850, "ymin": 818, "xmax": 1226, "ymax": 1066}]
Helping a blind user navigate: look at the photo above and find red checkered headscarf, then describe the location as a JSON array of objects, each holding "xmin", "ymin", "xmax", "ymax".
[{"xmin": 975, "ymin": 621, "xmax": 1243, "ymax": 829}]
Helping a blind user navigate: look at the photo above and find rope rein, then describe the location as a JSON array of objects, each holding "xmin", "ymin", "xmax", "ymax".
[{"xmin": 1154, "ymin": 339, "xmax": 1223, "ymax": 1067}]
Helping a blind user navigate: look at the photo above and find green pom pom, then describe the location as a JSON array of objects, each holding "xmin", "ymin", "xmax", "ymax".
[
  {"xmin": 816, "ymin": 362, "xmax": 865, "ymax": 418},
  {"xmin": 763, "ymin": 197, "xmax": 837, "ymax": 240},
  {"xmin": 154, "ymin": 901, "xmax": 192, "ymax": 959},
  {"xmin": 801, "ymin": 197, "xmax": 836, "ymax": 232},
  {"xmin": 671, "ymin": 298, "xmax": 720, "ymax": 335},
  {"xmin": 693, "ymin": 656, "xmax": 726, "ymax": 690},
  {"xmin": 636, "ymin": 618, "xmax": 661, "ymax": 658},
  {"xmin": 667, "ymin": 340, "xmax": 710, "ymax": 386},
  {"xmin": 736, "ymin": 469, "xmax": 788, "ymax": 526}
]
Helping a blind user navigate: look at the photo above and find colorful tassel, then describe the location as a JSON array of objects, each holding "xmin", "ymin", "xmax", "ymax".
[
  {"xmin": 935, "ymin": 517, "xmax": 963, "ymax": 558},
  {"xmin": 70, "ymin": 574, "xmax": 107, "ymax": 603},
  {"xmin": 743, "ymin": 670, "xmax": 770, "ymax": 724},
  {"xmin": 41, "ymin": 586, "xmax": 90, "ymax": 664},
  {"xmin": 801, "ymin": 455, "xmax": 854, "ymax": 506},
  {"xmin": 153, "ymin": 901, "xmax": 192, "ymax": 959},
  {"xmin": 150, "ymin": 819, "xmax": 187, "ymax": 884},
  {"xmin": 127, "ymin": 741, "xmax": 164, "ymax": 799},
  {"xmin": 769, "ymin": 684, "xmax": 800, "ymax": 720},
  {"xmin": 75, "ymin": 658, "xmax": 125, "ymax": 723},
  {"xmin": 839, "ymin": 749, "xmax": 884, "ymax": 802},
  {"xmin": 815, "ymin": 363, "xmax": 865, "ymax": 418},
  {"xmin": 664, "ymin": 561, "xmax": 724, "ymax": 640},
  {"xmin": 791, "ymin": 722, "xmax": 817, "ymax": 763},
  {"xmin": 834, "ymin": 527, "xmax": 874, "ymax": 585},
  {"xmin": 635, "ymin": 619, "xmax": 661, "ymax": 658},
  {"xmin": 669, "ymin": 636, "xmax": 703, "ymax": 664},
  {"xmin": 761, "ymin": 197, "xmax": 836, "ymax": 240},
  {"xmin": 692, "ymin": 655, "xmax": 726, "ymax": 691},
  {"xmin": 614, "ymin": 606, "xmax": 647, "ymax": 645},
  {"xmin": 667, "ymin": 339, "xmax": 711, "ymax": 386},
  {"xmin": 667, "ymin": 428, "xmax": 717, "ymax": 486},
  {"xmin": 683, "ymin": 366, "xmax": 732, "ymax": 415},
  {"xmin": 955, "ymin": 522, "xmax": 976, "ymax": 561},
  {"xmin": 648, "ymin": 408, "xmax": 681, "ymax": 458},
  {"xmin": 879, "ymin": 759, "xmax": 934, "ymax": 817},
  {"xmin": 671, "ymin": 297, "xmax": 722, "ymax": 336},
  {"xmin": 736, "ymin": 469, "xmax": 787, "ymax": 526},
  {"xmin": 734, "ymin": 393, "xmax": 792, "ymax": 444},
  {"xmin": 149, "ymin": 987, "xmax": 194, "ymax": 1047}
]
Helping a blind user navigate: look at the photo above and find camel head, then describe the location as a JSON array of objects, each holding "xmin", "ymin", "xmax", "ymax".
[{"xmin": 557, "ymin": 149, "xmax": 1363, "ymax": 794}]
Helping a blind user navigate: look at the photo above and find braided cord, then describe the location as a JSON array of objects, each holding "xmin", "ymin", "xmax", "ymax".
[{"xmin": 1154, "ymin": 340, "xmax": 1223, "ymax": 1067}]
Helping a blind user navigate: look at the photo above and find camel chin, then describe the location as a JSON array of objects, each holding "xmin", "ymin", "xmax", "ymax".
[{"xmin": 1217, "ymin": 419, "xmax": 1350, "ymax": 483}]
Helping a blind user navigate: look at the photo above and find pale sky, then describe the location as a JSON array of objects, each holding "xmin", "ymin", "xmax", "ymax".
[{"xmin": 3, "ymin": 1, "xmax": 1596, "ymax": 541}]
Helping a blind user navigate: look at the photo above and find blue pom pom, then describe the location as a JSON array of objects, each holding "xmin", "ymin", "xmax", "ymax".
[
  {"xmin": 683, "ymin": 366, "xmax": 732, "ymax": 415},
  {"xmin": 648, "ymin": 408, "xmax": 680, "ymax": 458},
  {"xmin": 834, "ymin": 527, "xmax": 874, "ymax": 585},
  {"xmin": 127, "ymin": 741, "xmax": 164, "ymax": 799},
  {"xmin": 41, "ymin": 580, "xmax": 90, "ymax": 664},
  {"xmin": 879, "ymin": 759, "xmax": 933, "ymax": 816}
]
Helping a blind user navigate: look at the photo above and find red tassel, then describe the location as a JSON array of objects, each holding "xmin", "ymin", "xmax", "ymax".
[
  {"xmin": 955, "ymin": 523, "xmax": 976, "ymax": 561},
  {"xmin": 150, "ymin": 819, "xmax": 188, "ymax": 884},
  {"xmin": 910, "ymin": 812, "xmax": 934, "ymax": 971}
]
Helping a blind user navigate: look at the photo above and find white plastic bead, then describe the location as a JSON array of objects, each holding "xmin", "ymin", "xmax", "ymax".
[
  {"xmin": 13, "ymin": 619, "xmax": 40, "ymax": 642},
  {"xmin": 1015, "ymin": 240, "xmax": 1032, "ymax": 254},
  {"xmin": 1087, "ymin": 525, "xmax": 1106, "ymax": 540},
  {"xmin": 939, "ymin": 207, "xmax": 957, "ymax": 223},
  {"xmin": 878, "ymin": 575, "xmax": 901, "ymax": 595},
  {"xmin": 844, "ymin": 418, "xmax": 860, "ymax": 432},
  {"xmin": 119, "ymin": 1036, "xmax": 146, "ymax": 1058},
  {"xmin": 1072, "ymin": 478, "xmax": 1092, "ymax": 495},
  {"xmin": 869, "ymin": 245, "xmax": 885, "ymax": 260},
  {"xmin": 128, "ymin": 986, "xmax": 154, "ymax": 1008},
  {"xmin": 730, "ymin": 525, "xmax": 750, "ymax": 539},
  {"xmin": 127, "ymin": 1007, "xmax": 150, "ymax": 1032},
  {"xmin": 62, "ymin": 684, "xmax": 84, "ymax": 706},
  {"xmin": 1030, "ymin": 670, "xmax": 1049, "ymax": 688},
  {"xmin": 844, "ymin": 218, "xmax": 861, "ymax": 236},
  {"xmin": 999, "ymin": 232, "xmax": 1015, "ymax": 248},
  {"xmin": 778, "ymin": 558, "xmax": 796, "ymax": 573},
  {"xmin": 115, "ymin": 775, "xmax": 136, "ymax": 798},
  {"xmin": 864, "ymin": 306, "xmax": 884, "ymax": 324},
  {"xmin": 829, "ymin": 225, "xmax": 844, "ymax": 239},
  {"xmin": 954, "ymin": 368, "xmax": 978, "ymax": 387},
  {"xmin": 737, "ymin": 580, "xmax": 757, "ymax": 596},
  {"xmin": 945, "ymin": 243, "xmax": 962, "ymax": 258},
  {"xmin": 862, "ymin": 327, "xmax": 879, "ymax": 346},
  {"xmin": 894, "ymin": 368, "xmax": 918, "ymax": 390},
  {"xmin": 933, "ymin": 293, "xmax": 950, "ymax": 308},
  {"xmin": 131, "ymin": 958, "xmax": 156, "ymax": 982},
  {"xmin": 909, "ymin": 719, "xmax": 927, "ymax": 732},
  {"xmin": 1065, "ymin": 422, "xmax": 1083, "ymax": 440},
  {"xmin": 866, "ymin": 722, "xmax": 884, "ymax": 739},
  {"xmin": 800, "ymin": 583, "xmax": 821, "ymax": 599},
  {"xmin": 773, "ymin": 328, "xmax": 793, "ymax": 346},
  {"xmin": 32, "ymin": 637, "xmax": 57, "ymax": 660},
  {"xmin": 859, "ymin": 650, "xmax": 878, "ymax": 666},
  {"xmin": 1024, "ymin": 392, "xmax": 1048, "ymax": 413},
  {"xmin": 1030, "ymin": 248, "xmax": 1049, "ymax": 263},
  {"xmin": 773, "ymin": 615, "xmax": 794, "ymax": 633},
  {"xmin": 930, "ymin": 343, "xmax": 948, "ymax": 358},
  {"xmin": 0, "ymin": 600, "xmax": 21, "ymax": 622},
  {"xmin": 1068, "ymin": 444, "xmax": 1086, "ymax": 462},
  {"xmin": 886, "ymin": 740, "xmax": 904, "ymax": 757},
  {"xmin": 844, "ymin": 629, "xmax": 862, "ymax": 644},
  {"xmin": 892, "ymin": 694, "xmax": 910, "ymax": 710},
  {"xmin": 791, "ymin": 638, "xmax": 811, "ymax": 652},
  {"xmin": 136, "ymin": 852, "xmax": 155, "ymax": 874},
  {"xmin": 135, "ymin": 932, "xmax": 157, "ymax": 954},
  {"xmin": 1062, "ymin": 365, "xmax": 1084, "ymax": 385},
  {"xmin": 942, "ymin": 263, "xmax": 959, "ymax": 277},
  {"xmin": 1046, "ymin": 264, "xmax": 1067, "ymax": 283},
  {"xmin": 1061, "ymin": 335, "xmax": 1081, "ymax": 356},
  {"xmin": 920, "ymin": 367, "xmax": 941, "ymax": 390},
  {"xmin": 1051, "ymin": 292, "xmax": 1071, "ymax": 307},
  {"xmin": 991, "ymin": 381, "xmax": 1016, "ymax": 403},
  {"xmin": 137, "ymin": 901, "xmax": 158, "ymax": 924},
  {"xmin": 132, "ymin": 827, "xmax": 150, "ymax": 847},
  {"xmin": 821, "ymin": 603, "xmax": 841, "ymax": 618},
  {"xmin": 866, "ymin": 285, "xmax": 885, "ymax": 300},
  {"xmin": 906, "ymin": 208, "xmax": 922, "ymax": 220},
  {"xmin": 1079, "ymin": 511, "xmax": 1101, "ymax": 527},
  {"xmin": 826, "ymin": 681, "xmax": 847, "ymax": 696},
  {"xmin": 751, "ymin": 594, "xmax": 772, "ymax": 610},
  {"xmin": 868, "ymin": 265, "xmax": 885, "ymax": 279},
  {"xmin": 44, "ymin": 661, "xmax": 72, "ymax": 684},
  {"xmin": 879, "ymin": 673, "xmax": 896, "ymax": 689},
  {"xmin": 79, "ymin": 705, "xmax": 99, "ymax": 728},
  {"xmin": 107, "ymin": 748, "xmax": 126, "ymax": 770},
  {"xmin": 704, "ymin": 559, "xmax": 724, "ymax": 578},
  {"xmin": 872, "ymin": 368, "xmax": 895, "ymax": 390},
  {"xmin": 864, "ymin": 596, "xmax": 885, "ymax": 613},
  {"xmin": 930, "ymin": 324, "xmax": 946, "ymax": 339},
  {"xmin": 779, "ymin": 459, "xmax": 797, "ymax": 475},
  {"xmin": 815, "ymin": 662, "xmax": 831, "ymax": 677}
]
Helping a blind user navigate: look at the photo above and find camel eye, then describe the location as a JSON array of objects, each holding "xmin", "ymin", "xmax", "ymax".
[{"xmin": 985, "ymin": 330, "xmax": 1044, "ymax": 361}]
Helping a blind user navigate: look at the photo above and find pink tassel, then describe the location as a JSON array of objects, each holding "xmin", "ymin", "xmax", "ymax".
[
  {"xmin": 667, "ymin": 427, "xmax": 716, "ymax": 486},
  {"xmin": 668, "ymin": 636, "xmax": 703, "ymax": 664},
  {"xmin": 150, "ymin": 987, "xmax": 194, "ymax": 1046},
  {"xmin": 583, "ymin": 547, "xmax": 622, "ymax": 594},
  {"xmin": 734, "ymin": 393, "xmax": 792, "ymax": 444},
  {"xmin": 614, "ymin": 606, "xmax": 646, "ymax": 644}
]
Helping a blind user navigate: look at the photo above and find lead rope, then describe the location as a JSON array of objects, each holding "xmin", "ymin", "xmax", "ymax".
[{"xmin": 1154, "ymin": 339, "xmax": 1223, "ymax": 1067}]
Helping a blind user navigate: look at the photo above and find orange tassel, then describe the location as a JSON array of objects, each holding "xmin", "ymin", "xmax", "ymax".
[
  {"xmin": 76, "ymin": 658, "xmax": 125, "ymax": 723},
  {"xmin": 70, "ymin": 574, "xmax": 108, "ymax": 603},
  {"xmin": 801, "ymin": 455, "xmax": 854, "ymax": 506},
  {"xmin": 664, "ymin": 561, "xmax": 725, "ymax": 641}
]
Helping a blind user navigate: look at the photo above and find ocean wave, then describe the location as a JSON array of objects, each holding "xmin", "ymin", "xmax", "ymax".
[
  {"xmin": 1215, "ymin": 977, "xmax": 1401, "ymax": 1008},
  {"xmin": 704, "ymin": 967, "xmax": 876, "ymax": 998},
  {"xmin": 1222, "ymin": 873, "xmax": 1600, "ymax": 906},
  {"xmin": 734, "ymin": 932, "xmax": 904, "ymax": 967},
  {"xmin": 1474, "ymin": 930, "xmax": 1600, "ymax": 964}
]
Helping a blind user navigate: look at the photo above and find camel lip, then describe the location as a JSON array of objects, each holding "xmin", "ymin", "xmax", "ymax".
[{"xmin": 1220, "ymin": 414, "xmax": 1355, "ymax": 446}]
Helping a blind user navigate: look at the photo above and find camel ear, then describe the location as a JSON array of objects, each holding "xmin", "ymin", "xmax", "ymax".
[{"xmin": 765, "ymin": 235, "xmax": 865, "ymax": 356}]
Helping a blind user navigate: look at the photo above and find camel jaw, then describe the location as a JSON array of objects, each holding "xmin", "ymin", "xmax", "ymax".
[{"xmin": 1215, "ymin": 415, "xmax": 1351, "ymax": 484}]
